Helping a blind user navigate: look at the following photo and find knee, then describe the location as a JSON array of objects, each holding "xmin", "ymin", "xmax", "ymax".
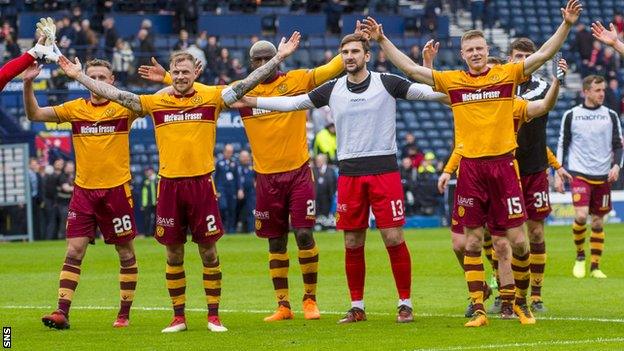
[
  {"xmin": 452, "ymin": 241, "xmax": 464, "ymax": 256},
  {"xmin": 66, "ymin": 243, "xmax": 87, "ymax": 260},
  {"xmin": 344, "ymin": 232, "xmax": 365, "ymax": 249},
  {"xmin": 508, "ymin": 235, "xmax": 528, "ymax": 255},
  {"xmin": 166, "ymin": 245, "xmax": 184, "ymax": 265},
  {"xmin": 294, "ymin": 228, "xmax": 315, "ymax": 249},
  {"xmin": 199, "ymin": 245, "xmax": 218, "ymax": 266},
  {"xmin": 451, "ymin": 235, "xmax": 465, "ymax": 255},
  {"xmin": 464, "ymin": 234, "xmax": 481, "ymax": 252},
  {"xmin": 493, "ymin": 239, "xmax": 511, "ymax": 260},
  {"xmin": 575, "ymin": 213, "xmax": 588, "ymax": 225},
  {"xmin": 115, "ymin": 244, "xmax": 135, "ymax": 261},
  {"xmin": 268, "ymin": 236, "xmax": 288, "ymax": 253},
  {"xmin": 591, "ymin": 216, "xmax": 603, "ymax": 232},
  {"xmin": 384, "ymin": 233, "xmax": 403, "ymax": 247},
  {"xmin": 528, "ymin": 226, "xmax": 544, "ymax": 243}
]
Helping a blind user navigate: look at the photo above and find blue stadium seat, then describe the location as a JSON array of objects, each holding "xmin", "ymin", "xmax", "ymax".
[
  {"xmin": 403, "ymin": 111, "xmax": 417, "ymax": 121},
  {"xmin": 431, "ymin": 139, "xmax": 445, "ymax": 148},
  {"xmin": 417, "ymin": 139, "xmax": 430, "ymax": 148},
  {"xmin": 220, "ymin": 37, "xmax": 237, "ymax": 48},
  {"xmin": 422, "ymin": 121, "xmax": 436, "ymax": 130},
  {"xmin": 308, "ymin": 36, "xmax": 325, "ymax": 48},
  {"xmin": 398, "ymin": 101, "xmax": 412, "ymax": 111},
  {"xmin": 412, "ymin": 130, "xmax": 425, "ymax": 139},
  {"xmin": 408, "ymin": 121, "xmax": 421, "ymax": 130},
  {"xmin": 132, "ymin": 144, "xmax": 145, "ymax": 154}
]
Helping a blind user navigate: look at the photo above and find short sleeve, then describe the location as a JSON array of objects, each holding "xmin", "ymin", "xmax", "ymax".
[
  {"xmin": 208, "ymin": 85, "xmax": 227, "ymax": 109},
  {"xmin": 139, "ymin": 94, "xmax": 155, "ymax": 115},
  {"xmin": 431, "ymin": 70, "xmax": 452, "ymax": 94},
  {"xmin": 504, "ymin": 61, "xmax": 527, "ymax": 84},
  {"xmin": 380, "ymin": 73, "xmax": 412, "ymax": 99},
  {"xmin": 513, "ymin": 98, "xmax": 529, "ymax": 123},
  {"xmin": 52, "ymin": 99, "xmax": 80, "ymax": 123},
  {"xmin": 308, "ymin": 79, "xmax": 337, "ymax": 108}
]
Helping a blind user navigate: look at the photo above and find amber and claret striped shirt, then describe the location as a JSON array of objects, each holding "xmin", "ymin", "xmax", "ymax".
[
  {"xmin": 433, "ymin": 61, "xmax": 526, "ymax": 158},
  {"xmin": 53, "ymin": 99, "xmax": 139, "ymax": 189},
  {"xmin": 139, "ymin": 87, "xmax": 226, "ymax": 178}
]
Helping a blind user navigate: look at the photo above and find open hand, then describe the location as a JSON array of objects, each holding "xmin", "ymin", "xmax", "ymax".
[
  {"xmin": 138, "ymin": 57, "xmax": 166, "ymax": 83},
  {"xmin": 23, "ymin": 62, "xmax": 42, "ymax": 82},
  {"xmin": 362, "ymin": 17, "xmax": 385, "ymax": 41},
  {"xmin": 58, "ymin": 55, "xmax": 82, "ymax": 79},
  {"xmin": 277, "ymin": 31, "xmax": 301, "ymax": 59},
  {"xmin": 561, "ymin": 0, "xmax": 582, "ymax": 25},
  {"xmin": 354, "ymin": 20, "xmax": 370, "ymax": 40},
  {"xmin": 591, "ymin": 21, "xmax": 618, "ymax": 47},
  {"xmin": 422, "ymin": 39, "xmax": 440, "ymax": 68}
]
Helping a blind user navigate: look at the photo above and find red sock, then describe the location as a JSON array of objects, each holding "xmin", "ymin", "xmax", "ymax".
[
  {"xmin": 386, "ymin": 241, "xmax": 412, "ymax": 300},
  {"xmin": 345, "ymin": 246, "xmax": 365, "ymax": 301}
]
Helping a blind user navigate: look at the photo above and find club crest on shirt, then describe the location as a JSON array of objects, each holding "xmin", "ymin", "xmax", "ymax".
[
  {"xmin": 458, "ymin": 206, "xmax": 465, "ymax": 217},
  {"xmin": 156, "ymin": 225, "xmax": 165, "ymax": 237},
  {"xmin": 573, "ymin": 193, "xmax": 582, "ymax": 202},
  {"xmin": 104, "ymin": 107, "xmax": 116, "ymax": 118},
  {"xmin": 191, "ymin": 95, "xmax": 203, "ymax": 105},
  {"xmin": 277, "ymin": 83, "xmax": 288, "ymax": 94},
  {"xmin": 489, "ymin": 74, "xmax": 500, "ymax": 82},
  {"xmin": 255, "ymin": 219, "xmax": 262, "ymax": 230}
]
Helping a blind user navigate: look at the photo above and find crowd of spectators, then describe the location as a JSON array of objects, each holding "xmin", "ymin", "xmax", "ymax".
[
  {"xmin": 572, "ymin": 14, "xmax": 624, "ymax": 114},
  {"xmin": 6, "ymin": 1, "xmax": 623, "ymax": 239}
]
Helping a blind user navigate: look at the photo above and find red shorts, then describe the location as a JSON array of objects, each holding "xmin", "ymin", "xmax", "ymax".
[
  {"xmin": 571, "ymin": 176, "xmax": 611, "ymax": 216},
  {"xmin": 254, "ymin": 162, "xmax": 315, "ymax": 238},
  {"xmin": 450, "ymin": 199, "xmax": 463, "ymax": 234},
  {"xmin": 336, "ymin": 171, "xmax": 405, "ymax": 230},
  {"xmin": 454, "ymin": 155, "xmax": 526, "ymax": 237},
  {"xmin": 66, "ymin": 183, "xmax": 136, "ymax": 245},
  {"xmin": 155, "ymin": 173, "xmax": 224, "ymax": 245},
  {"xmin": 521, "ymin": 170, "xmax": 552, "ymax": 221}
]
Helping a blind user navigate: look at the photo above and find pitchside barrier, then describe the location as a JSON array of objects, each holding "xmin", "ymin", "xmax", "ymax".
[
  {"xmin": 0, "ymin": 143, "xmax": 33, "ymax": 241},
  {"xmin": 548, "ymin": 191, "xmax": 624, "ymax": 225}
]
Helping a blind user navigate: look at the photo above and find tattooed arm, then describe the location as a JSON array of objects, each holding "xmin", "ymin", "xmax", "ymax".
[
  {"xmin": 222, "ymin": 31, "xmax": 301, "ymax": 106},
  {"xmin": 58, "ymin": 55, "xmax": 144, "ymax": 114}
]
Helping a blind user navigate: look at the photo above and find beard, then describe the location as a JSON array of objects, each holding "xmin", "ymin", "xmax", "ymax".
[{"xmin": 345, "ymin": 61, "xmax": 365, "ymax": 74}]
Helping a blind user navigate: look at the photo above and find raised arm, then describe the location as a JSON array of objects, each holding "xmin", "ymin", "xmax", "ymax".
[
  {"xmin": 232, "ymin": 94, "xmax": 315, "ymax": 112},
  {"xmin": 523, "ymin": 0, "xmax": 582, "ymax": 76},
  {"xmin": 222, "ymin": 32, "xmax": 301, "ymax": 105},
  {"xmin": 591, "ymin": 21, "xmax": 624, "ymax": 55},
  {"xmin": 58, "ymin": 55, "xmax": 143, "ymax": 114},
  {"xmin": 139, "ymin": 56, "xmax": 209, "ymax": 91},
  {"xmin": 22, "ymin": 62, "xmax": 60, "ymax": 122},
  {"xmin": 311, "ymin": 54, "xmax": 343, "ymax": 86},
  {"xmin": 526, "ymin": 59, "xmax": 567, "ymax": 120},
  {"xmin": 362, "ymin": 17, "xmax": 434, "ymax": 86},
  {"xmin": 422, "ymin": 39, "xmax": 439, "ymax": 69}
]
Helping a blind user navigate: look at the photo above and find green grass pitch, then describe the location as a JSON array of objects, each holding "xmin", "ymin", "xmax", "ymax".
[{"xmin": 1, "ymin": 224, "xmax": 624, "ymax": 350}]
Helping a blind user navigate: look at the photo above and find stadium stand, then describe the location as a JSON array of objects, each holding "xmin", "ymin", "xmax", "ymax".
[{"xmin": 1, "ymin": 0, "xmax": 623, "ymax": 236}]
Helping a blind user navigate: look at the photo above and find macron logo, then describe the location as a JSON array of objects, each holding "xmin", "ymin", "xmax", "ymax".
[{"xmin": 350, "ymin": 98, "xmax": 366, "ymax": 103}]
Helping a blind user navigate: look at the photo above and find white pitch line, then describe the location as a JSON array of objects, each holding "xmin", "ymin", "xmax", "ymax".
[
  {"xmin": 2, "ymin": 305, "xmax": 624, "ymax": 324},
  {"xmin": 411, "ymin": 337, "xmax": 624, "ymax": 351}
]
